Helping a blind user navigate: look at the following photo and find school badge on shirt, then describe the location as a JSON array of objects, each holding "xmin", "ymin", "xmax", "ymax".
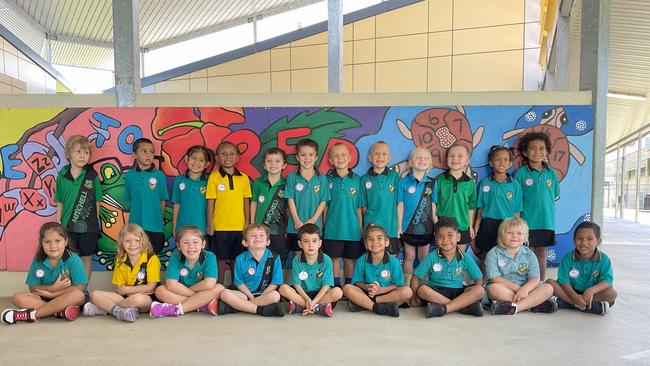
[
  {"xmin": 350, "ymin": 187, "xmax": 357, "ymax": 196},
  {"xmin": 592, "ymin": 270, "xmax": 600, "ymax": 280},
  {"xmin": 407, "ymin": 186, "xmax": 416, "ymax": 194},
  {"xmin": 316, "ymin": 269, "xmax": 323, "ymax": 278},
  {"xmin": 506, "ymin": 191, "xmax": 513, "ymax": 200},
  {"xmin": 313, "ymin": 185, "xmax": 320, "ymax": 193},
  {"xmin": 547, "ymin": 179, "xmax": 553, "ymax": 188},
  {"xmin": 517, "ymin": 263, "xmax": 528, "ymax": 274},
  {"xmin": 389, "ymin": 184, "xmax": 395, "ymax": 193},
  {"xmin": 136, "ymin": 271, "xmax": 146, "ymax": 281},
  {"xmin": 148, "ymin": 177, "xmax": 158, "ymax": 190},
  {"xmin": 200, "ymin": 186, "xmax": 206, "ymax": 195},
  {"xmin": 84, "ymin": 179, "xmax": 94, "ymax": 189},
  {"xmin": 196, "ymin": 272, "xmax": 204, "ymax": 280},
  {"xmin": 454, "ymin": 267, "xmax": 463, "ymax": 276}
]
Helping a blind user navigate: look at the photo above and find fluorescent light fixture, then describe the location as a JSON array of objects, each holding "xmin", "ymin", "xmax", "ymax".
[{"xmin": 607, "ymin": 92, "xmax": 647, "ymax": 101}]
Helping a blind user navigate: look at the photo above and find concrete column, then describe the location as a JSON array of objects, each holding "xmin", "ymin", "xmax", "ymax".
[
  {"xmin": 555, "ymin": 13, "xmax": 570, "ymax": 90},
  {"xmin": 615, "ymin": 144, "xmax": 621, "ymax": 218},
  {"xmin": 635, "ymin": 134, "xmax": 642, "ymax": 222},
  {"xmin": 579, "ymin": 0, "xmax": 610, "ymax": 227},
  {"xmin": 327, "ymin": 0, "xmax": 343, "ymax": 93},
  {"xmin": 112, "ymin": 0, "xmax": 140, "ymax": 107}
]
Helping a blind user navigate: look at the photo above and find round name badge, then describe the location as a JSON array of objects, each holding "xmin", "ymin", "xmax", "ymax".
[
  {"xmin": 258, "ymin": 195, "xmax": 265, "ymax": 203},
  {"xmin": 329, "ymin": 182, "xmax": 333, "ymax": 189},
  {"xmin": 217, "ymin": 183, "xmax": 226, "ymax": 191},
  {"xmin": 179, "ymin": 182, "xmax": 186, "ymax": 191},
  {"xmin": 137, "ymin": 271, "xmax": 146, "ymax": 281},
  {"xmin": 295, "ymin": 183, "xmax": 304, "ymax": 192},
  {"xmin": 179, "ymin": 268, "xmax": 189, "ymax": 277},
  {"xmin": 380, "ymin": 269, "xmax": 390, "ymax": 279},
  {"xmin": 432, "ymin": 263, "xmax": 443, "ymax": 272},
  {"xmin": 149, "ymin": 177, "xmax": 157, "ymax": 185},
  {"xmin": 569, "ymin": 268, "xmax": 580, "ymax": 278},
  {"xmin": 35, "ymin": 269, "xmax": 45, "ymax": 278},
  {"xmin": 498, "ymin": 259, "xmax": 506, "ymax": 268},
  {"xmin": 248, "ymin": 267, "xmax": 255, "ymax": 276},
  {"xmin": 407, "ymin": 186, "xmax": 416, "ymax": 194},
  {"xmin": 298, "ymin": 271, "xmax": 308, "ymax": 280},
  {"xmin": 483, "ymin": 185, "xmax": 490, "ymax": 193},
  {"xmin": 525, "ymin": 178, "xmax": 533, "ymax": 186},
  {"xmin": 365, "ymin": 181, "xmax": 372, "ymax": 189}
]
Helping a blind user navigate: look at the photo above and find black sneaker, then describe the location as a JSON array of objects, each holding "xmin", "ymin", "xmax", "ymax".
[
  {"xmin": 459, "ymin": 302, "xmax": 484, "ymax": 317},
  {"xmin": 425, "ymin": 302, "xmax": 447, "ymax": 318},
  {"xmin": 347, "ymin": 301, "xmax": 364, "ymax": 312},
  {"xmin": 491, "ymin": 301, "xmax": 517, "ymax": 315},
  {"xmin": 374, "ymin": 303, "xmax": 399, "ymax": 317},
  {"xmin": 217, "ymin": 301, "xmax": 237, "ymax": 315},
  {"xmin": 581, "ymin": 301, "xmax": 609, "ymax": 315},
  {"xmin": 555, "ymin": 297, "xmax": 573, "ymax": 309},
  {"xmin": 260, "ymin": 303, "xmax": 285, "ymax": 317},
  {"xmin": 531, "ymin": 299, "xmax": 558, "ymax": 313}
]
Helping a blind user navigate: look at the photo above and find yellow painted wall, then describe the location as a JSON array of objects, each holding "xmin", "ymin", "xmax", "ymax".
[
  {"xmin": 0, "ymin": 36, "xmax": 57, "ymax": 94},
  {"xmin": 152, "ymin": 0, "xmax": 533, "ymax": 94}
]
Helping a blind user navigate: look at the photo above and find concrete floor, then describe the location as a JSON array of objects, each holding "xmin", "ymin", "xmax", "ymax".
[{"xmin": 1, "ymin": 216, "xmax": 649, "ymax": 365}]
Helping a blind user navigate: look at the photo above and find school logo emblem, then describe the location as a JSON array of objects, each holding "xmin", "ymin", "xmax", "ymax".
[
  {"xmin": 313, "ymin": 184, "xmax": 320, "ymax": 193},
  {"xmin": 179, "ymin": 182, "xmax": 186, "ymax": 191},
  {"xmin": 248, "ymin": 267, "xmax": 255, "ymax": 276},
  {"xmin": 350, "ymin": 187, "xmax": 357, "ymax": 196},
  {"xmin": 547, "ymin": 179, "xmax": 553, "ymax": 188},
  {"xmin": 148, "ymin": 177, "xmax": 158, "ymax": 190},
  {"xmin": 136, "ymin": 271, "xmax": 146, "ymax": 281},
  {"xmin": 200, "ymin": 186, "xmax": 206, "ymax": 195},
  {"xmin": 61, "ymin": 270, "xmax": 71, "ymax": 281},
  {"xmin": 424, "ymin": 187, "xmax": 432, "ymax": 195},
  {"xmin": 35, "ymin": 269, "xmax": 45, "ymax": 278},
  {"xmin": 218, "ymin": 183, "xmax": 226, "ymax": 191},
  {"xmin": 498, "ymin": 259, "xmax": 506, "ymax": 268},
  {"xmin": 525, "ymin": 178, "xmax": 533, "ymax": 186},
  {"xmin": 295, "ymin": 183, "xmax": 304, "ymax": 192},
  {"xmin": 329, "ymin": 182, "xmax": 333, "ymax": 189},
  {"xmin": 482, "ymin": 185, "xmax": 490, "ymax": 193},
  {"xmin": 196, "ymin": 272, "xmax": 204, "ymax": 280},
  {"xmin": 432, "ymin": 263, "xmax": 443, "ymax": 272},
  {"xmin": 506, "ymin": 191, "xmax": 513, "ymax": 200},
  {"xmin": 592, "ymin": 270, "xmax": 600, "ymax": 279},
  {"xmin": 316, "ymin": 269, "xmax": 323, "ymax": 278},
  {"xmin": 277, "ymin": 189, "xmax": 284, "ymax": 198},
  {"xmin": 569, "ymin": 268, "xmax": 580, "ymax": 278},
  {"xmin": 258, "ymin": 195, "xmax": 266, "ymax": 203},
  {"xmin": 517, "ymin": 263, "xmax": 528, "ymax": 274},
  {"xmin": 298, "ymin": 271, "xmax": 308, "ymax": 280},
  {"xmin": 389, "ymin": 184, "xmax": 395, "ymax": 192},
  {"xmin": 407, "ymin": 186, "xmax": 416, "ymax": 194},
  {"xmin": 180, "ymin": 268, "xmax": 189, "ymax": 277},
  {"xmin": 380, "ymin": 269, "xmax": 391, "ymax": 280},
  {"xmin": 84, "ymin": 180, "xmax": 94, "ymax": 189},
  {"xmin": 454, "ymin": 267, "xmax": 463, "ymax": 276},
  {"xmin": 365, "ymin": 181, "xmax": 373, "ymax": 189}
]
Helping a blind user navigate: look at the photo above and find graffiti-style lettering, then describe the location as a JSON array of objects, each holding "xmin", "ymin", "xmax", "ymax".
[
  {"xmin": 42, "ymin": 175, "xmax": 56, "ymax": 205},
  {"xmin": 89, "ymin": 112, "xmax": 121, "ymax": 147},
  {"xmin": 0, "ymin": 144, "xmax": 26, "ymax": 179},
  {"xmin": 27, "ymin": 153, "xmax": 54, "ymax": 174},
  {"xmin": 277, "ymin": 128, "xmax": 312, "ymax": 155},
  {"xmin": 0, "ymin": 196, "xmax": 18, "ymax": 226},
  {"xmin": 21, "ymin": 189, "xmax": 46, "ymax": 211},
  {"xmin": 118, "ymin": 125, "xmax": 143, "ymax": 154}
]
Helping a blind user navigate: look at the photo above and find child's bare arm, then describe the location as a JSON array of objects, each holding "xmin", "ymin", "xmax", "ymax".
[
  {"xmin": 33, "ymin": 284, "xmax": 84, "ymax": 298},
  {"xmin": 468, "ymin": 209, "xmax": 476, "ymax": 238},
  {"xmin": 237, "ymin": 284, "xmax": 255, "ymax": 300},
  {"xmin": 489, "ymin": 277, "xmax": 520, "ymax": 292},
  {"xmin": 357, "ymin": 208, "xmax": 363, "ymax": 234},
  {"xmin": 561, "ymin": 282, "xmax": 587, "ymax": 308},
  {"xmin": 165, "ymin": 279, "xmax": 196, "ymax": 297},
  {"xmin": 307, "ymin": 201, "xmax": 327, "ymax": 224},
  {"xmin": 250, "ymin": 201, "xmax": 258, "ymax": 224},
  {"xmin": 189, "ymin": 278, "xmax": 217, "ymax": 292},
  {"xmin": 206, "ymin": 199, "xmax": 215, "ymax": 234},
  {"xmin": 261, "ymin": 284, "xmax": 279, "ymax": 294},
  {"xmin": 288, "ymin": 199, "xmax": 302, "ymax": 229},
  {"xmin": 582, "ymin": 281, "xmax": 612, "ymax": 306},
  {"xmin": 376, "ymin": 284, "xmax": 397, "ymax": 295},
  {"xmin": 55, "ymin": 205, "xmax": 62, "ymax": 223},
  {"xmin": 118, "ymin": 282, "xmax": 157, "ymax": 295},
  {"xmin": 294, "ymin": 284, "xmax": 312, "ymax": 302},
  {"xmin": 172, "ymin": 203, "xmax": 180, "ymax": 235},
  {"xmin": 397, "ymin": 202, "xmax": 404, "ymax": 236},
  {"xmin": 312, "ymin": 285, "xmax": 329, "ymax": 304},
  {"xmin": 244, "ymin": 198, "xmax": 251, "ymax": 225},
  {"xmin": 160, "ymin": 201, "xmax": 166, "ymax": 220}
]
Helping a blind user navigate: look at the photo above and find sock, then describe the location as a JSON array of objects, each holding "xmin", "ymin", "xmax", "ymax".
[
  {"xmin": 30, "ymin": 309, "xmax": 38, "ymax": 321},
  {"xmin": 255, "ymin": 305, "xmax": 264, "ymax": 315},
  {"xmin": 344, "ymin": 278, "xmax": 352, "ymax": 285},
  {"xmin": 177, "ymin": 303, "xmax": 184, "ymax": 316},
  {"xmin": 334, "ymin": 277, "xmax": 341, "ymax": 287},
  {"xmin": 111, "ymin": 305, "xmax": 123, "ymax": 317}
]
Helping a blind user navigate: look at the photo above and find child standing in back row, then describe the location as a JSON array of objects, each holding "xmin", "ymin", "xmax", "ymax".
[{"xmin": 172, "ymin": 145, "xmax": 212, "ymax": 235}]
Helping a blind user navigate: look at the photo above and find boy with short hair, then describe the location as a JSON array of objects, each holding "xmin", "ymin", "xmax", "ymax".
[
  {"xmin": 125, "ymin": 138, "xmax": 169, "ymax": 254},
  {"xmin": 206, "ymin": 141, "xmax": 252, "ymax": 284},
  {"xmin": 279, "ymin": 223, "xmax": 343, "ymax": 317},
  {"xmin": 55, "ymin": 135, "xmax": 103, "ymax": 280},
  {"xmin": 547, "ymin": 221, "xmax": 617, "ymax": 315},
  {"xmin": 218, "ymin": 224, "xmax": 284, "ymax": 317},
  {"xmin": 323, "ymin": 142, "xmax": 363, "ymax": 287},
  {"xmin": 360, "ymin": 141, "xmax": 400, "ymax": 255},
  {"xmin": 286, "ymin": 139, "xmax": 330, "ymax": 256},
  {"xmin": 250, "ymin": 148, "xmax": 289, "ymax": 265},
  {"xmin": 343, "ymin": 226, "xmax": 413, "ymax": 317},
  {"xmin": 410, "ymin": 217, "xmax": 484, "ymax": 318}
]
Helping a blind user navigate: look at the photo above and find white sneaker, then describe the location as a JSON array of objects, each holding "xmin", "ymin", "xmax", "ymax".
[{"xmin": 82, "ymin": 302, "xmax": 107, "ymax": 316}]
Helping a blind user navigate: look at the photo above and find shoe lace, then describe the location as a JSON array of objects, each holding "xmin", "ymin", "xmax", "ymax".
[{"xmin": 15, "ymin": 310, "xmax": 30, "ymax": 322}]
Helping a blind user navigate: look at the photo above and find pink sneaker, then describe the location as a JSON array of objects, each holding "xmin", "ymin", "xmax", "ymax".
[
  {"xmin": 56, "ymin": 305, "xmax": 81, "ymax": 321},
  {"xmin": 149, "ymin": 301, "xmax": 180, "ymax": 318}
]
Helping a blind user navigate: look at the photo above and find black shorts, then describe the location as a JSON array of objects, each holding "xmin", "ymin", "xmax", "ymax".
[
  {"xmin": 323, "ymin": 240, "xmax": 364, "ymax": 259},
  {"xmin": 387, "ymin": 237, "xmax": 400, "ymax": 256},
  {"xmin": 401, "ymin": 233, "xmax": 433, "ymax": 247},
  {"xmin": 475, "ymin": 218, "xmax": 503, "ymax": 254},
  {"xmin": 145, "ymin": 231, "xmax": 165, "ymax": 254},
  {"xmin": 67, "ymin": 232, "xmax": 98, "ymax": 257},
  {"xmin": 528, "ymin": 229, "xmax": 556, "ymax": 247},
  {"xmin": 287, "ymin": 233, "xmax": 300, "ymax": 252},
  {"xmin": 423, "ymin": 285, "xmax": 465, "ymax": 300},
  {"xmin": 305, "ymin": 290, "xmax": 338, "ymax": 308},
  {"xmin": 269, "ymin": 234, "xmax": 288, "ymax": 262},
  {"xmin": 211, "ymin": 231, "xmax": 244, "ymax": 260},
  {"xmin": 458, "ymin": 230, "xmax": 471, "ymax": 245}
]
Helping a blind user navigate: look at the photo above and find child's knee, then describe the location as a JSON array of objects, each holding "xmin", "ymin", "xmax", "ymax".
[
  {"xmin": 539, "ymin": 283, "xmax": 553, "ymax": 296},
  {"xmin": 269, "ymin": 290, "xmax": 281, "ymax": 303},
  {"xmin": 400, "ymin": 286, "xmax": 413, "ymax": 299},
  {"xmin": 330, "ymin": 286, "xmax": 343, "ymax": 300},
  {"xmin": 278, "ymin": 284, "xmax": 292, "ymax": 296},
  {"xmin": 11, "ymin": 292, "xmax": 30, "ymax": 306},
  {"xmin": 404, "ymin": 251, "xmax": 416, "ymax": 261},
  {"xmin": 602, "ymin": 287, "xmax": 618, "ymax": 304},
  {"xmin": 69, "ymin": 288, "xmax": 86, "ymax": 304},
  {"xmin": 342, "ymin": 284, "xmax": 356, "ymax": 296},
  {"xmin": 468, "ymin": 285, "xmax": 485, "ymax": 298}
]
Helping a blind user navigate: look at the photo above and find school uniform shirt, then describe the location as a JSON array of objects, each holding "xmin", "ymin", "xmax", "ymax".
[
  {"xmin": 557, "ymin": 250, "xmax": 613, "ymax": 293},
  {"xmin": 171, "ymin": 173, "xmax": 208, "ymax": 233},
  {"xmin": 360, "ymin": 167, "xmax": 400, "ymax": 238},
  {"xmin": 233, "ymin": 249, "xmax": 283, "ymax": 292},
  {"xmin": 54, "ymin": 164, "xmax": 103, "ymax": 233},
  {"xmin": 476, "ymin": 174, "xmax": 522, "ymax": 220},
  {"xmin": 252, "ymin": 175, "xmax": 287, "ymax": 236},
  {"xmin": 351, "ymin": 252, "xmax": 405, "ymax": 287},
  {"xmin": 397, "ymin": 173, "xmax": 437, "ymax": 235},
  {"xmin": 514, "ymin": 163, "xmax": 560, "ymax": 230},
  {"xmin": 206, "ymin": 167, "xmax": 252, "ymax": 231},
  {"xmin": 435, "ymin": 171, "xmax": 477, "ymax": 231},
  {"xmin": 413, "ymin": 248, "xmax": 482, "ymax": 288},
  {"xmin": 165, "ymin": 250, "xmax": 217, "ymax": 287},
  {"xmin": 125, "ymin": 166, "xmax": 169, "ymax": 233},
  {"xmin": 25, "ymin": 250, "xmax": 88, "ymax": 286},
  {"xmin": 324, "ymin": 170, "xmax": 362, "ymax": 241},
  {"xmin": 485, "ymin": 245, "xmax": 539, "ymax": 286},
  {"xmin": 291, "ymin": 252, "xmax": 335, "ymax": 292},
  {"xmin": 112, "ymin": 252, "xmax": 161, "ymax": 286},
  {"xmin": 285, "ymin": 171, "xmax": 330, "ymax": 234}
]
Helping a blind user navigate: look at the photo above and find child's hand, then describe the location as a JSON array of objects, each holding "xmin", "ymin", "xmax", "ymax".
[
  {"xmin": 52, "ymin": 274, "xmax": 71, "ymax": 291},
  {"xmin": 35, "ymin": 289, "xmax": 54, "ymax": 298},
  {"xmin": 582, "ymin": 289, "xmax": 595, "ymax": 309},
  {"xmin": 513, "ymin": 287, "xmax": 529, "ymax": 302},
  {"xmin": 367, "ymin": 282, "xmax": 380, "ymax": 297},
  {"xmin": 469, "ymin": 226, "xmax": 475, "ymax": 239},
  {"xmin": 294, "ymin": 220, "xmax": 303, "ymax": 230},
  {"xmin": 206, "ymin": 225, "xmax": 214, "ymax": 236}
]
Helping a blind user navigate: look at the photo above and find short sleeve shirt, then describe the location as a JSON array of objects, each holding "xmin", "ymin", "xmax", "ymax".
[
  {"xmin": 291, "ymin": 252, "xmax": 334, "ymax": 292},
  {"xmin": 557, "ymin": 250, "xmax": 613, "ymax": 292},
  {"xmin": 125, "ymin": 166, "xmax": 169, "ymax": 233},
  {"xmin": 26, "ymin": 250, "xmax": 88, "ymax": 286},
  {"xmin": 233, "ymin": 249, "xmax": 283, "ymax": 291},
  {"xmin": 514, "ymin": 163, "xmax": 560, "ymax": 230},
  {"xmin": 206, "ymin": 167, "xmax": 252, "ymax": 231},
  {"xmin": 285, "ymin": 171, "xmax": 330, "ymax": 234},
  {"xmin": 360, "ymin": 168, "xmax": 399, "ymax": 238},
  {"xmin": 165, "ymin": 250, "xmax": 218, "ymax": 287},
  {"xmin": 171, "ymin": 173, "xmax": 208, "ymax": 233},
  {"xmin": 324, "ymin": 170, "xmax": 362, "ymax": 241},
  {"xmin": 485, "ymin": 245, "xmax": 539, "ymax": 286},
  {"xmin": 397, "ymin": 173, "xmax": 437, "ymax": 234},
  {"xmin": 413, "ymin": 249, "xmax": 482, "ymax": 288},
  {"xmin": 435, "ymin": 171, "xmax": 477, "ymax": 231},
  {"xmin": 252, "ymin": 176, "xmax": 287, "ymax": 236},
  {"xmin": 54, "ymin": 164, "xmax": 103, "ymax": 233},
  {"xmin": 477, "ymin": 174, "xmax": 522, "ymax": 220},
  {"xmin": 112, "ymin": 252, "xmax": 161, "ymax": 286},
  {"xmin": 351, "ymin": 252, "xmax": 405, "ymax": 287}
]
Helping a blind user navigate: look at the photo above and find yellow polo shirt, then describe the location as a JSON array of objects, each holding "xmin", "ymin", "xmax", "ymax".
[
  {"xmin": 112, "ymin": 252, "xmax": 161, "ymax": 286},
  {"xmin": 206, "ymin": 167, "xmax": 252, "ymax": 231}
]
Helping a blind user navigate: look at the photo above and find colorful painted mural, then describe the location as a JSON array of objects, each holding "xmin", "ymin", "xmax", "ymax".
[{"xmin": 0, "ymin": 105, "xmax": 593, "ymax": 271}]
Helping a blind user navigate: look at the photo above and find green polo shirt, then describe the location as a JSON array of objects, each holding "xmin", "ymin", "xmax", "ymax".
[
  {"xmin": 125, "ymin": 166, "xmax": 169, "ymax": 233},
  {"xmin": 26, "ymin": 250, "xmax": 88, "ymax": 286},
  {"xmin": 252, "ymin": 176, "xmax": 287, "ymax": 236},
  {"xmin": 171, "ymin": 173, "xmax": 208, "ymax": 233},
  {"xmin": 477, "ymin": 174, "xmax": 522, "ymax": 220},
  {"xmin": 485, "ymin": 245, "xmax": 539, "ymax": 286},
  {"xmin": 285, "ymin": 171, "xmax": 330, "ymax": 234},
  {"xmin": 360, "ymin": 168, "xmax": 399, "ymax": 238},
  {"xmin": 54, "ymin": 165, "xmax": 103, "ymax": 233},
  {"xmin": 165, "ymin": 250, "xmax": 218, "ymax": 287},
  {"xmin": 291, "ymin": 252, "xmax": 334, "ymax": 292},
  {"xmin": 514, "ymin": 163, "xmax": 559, "ymax": 230},
  {"xmin": 324, "ymin": 170, "xmax": 362, "ymax": 241},
  {"xmin": 352, "ymin": 252, "xmax": 405, "ymax": 287},
  {"xmin": 413, "ymin": 248, "xmax": 482, "ymax": 288},
  {"xmin": 435, "ymin": 171, "xmax": 477, "ymax": 231},
  {"xmin": 557, "ymin": 250, "xmax": 613, "ymax": 292}
]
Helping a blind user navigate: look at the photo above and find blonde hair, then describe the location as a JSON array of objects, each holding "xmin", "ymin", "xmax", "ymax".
[
  {"xmin": 64, "ymin": 135, "xmax": 90, "ymax": 159},
  {"xmin": 116, "ymin": 224, "xmax": 153, "ymax": 264},
  {"xmin": 175, "ymin": 225, "xmax": 204, "ymax": 243},
  {"xmin": 242, "ymin": 223, "xmax": 270, "ymax": 241},
  {"xmin": 328, "ymin": 142, "xmax": 350, "ymax": 156},
  {"xmin": 408, "ymin": 147, "xmax": 432, "ymax": 169},
  {"xmin": 369, "ymin": 140, "xmax": 389, "ymax": 154},
  {"xmin": 497, "ymin": 218, "xmax": 529, "ymax": 248}
]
